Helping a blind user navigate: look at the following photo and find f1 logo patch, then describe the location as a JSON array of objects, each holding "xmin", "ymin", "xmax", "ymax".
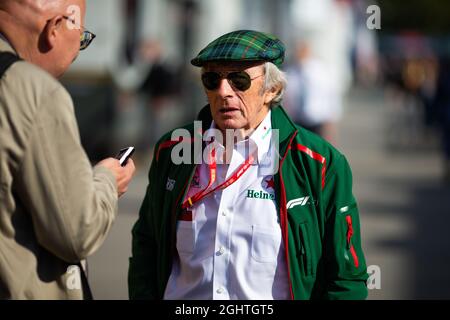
[{"xmin": 286, "ymin": 196, "xmax": 310, "ymax": 209}]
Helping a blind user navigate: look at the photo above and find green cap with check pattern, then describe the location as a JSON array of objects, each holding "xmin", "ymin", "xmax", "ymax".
[{"xmin": 191, "ymin": 30, "xmax": 285, "ymax": 67}]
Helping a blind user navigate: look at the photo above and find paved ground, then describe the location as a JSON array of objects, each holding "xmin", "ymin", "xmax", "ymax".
[
  {"xmin": 339, "ymin": 87, "xmax": 450, "ymax": 299},
  {"xmin": 88, "ymin": 86, "xmax": 450, "ymax": 299}
]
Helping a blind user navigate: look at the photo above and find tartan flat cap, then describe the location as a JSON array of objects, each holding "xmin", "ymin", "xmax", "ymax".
[{"xmin": 191, "ymin": 30, "xmax": 285, "ymax": 67}]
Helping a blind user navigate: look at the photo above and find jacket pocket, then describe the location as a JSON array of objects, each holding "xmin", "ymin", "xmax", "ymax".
[
  {"xmin": 299, "ymin": 222, "xmax": 313, "ymax": 276},
  {"xmin": 345, "ymin": 215, "xmax": 359, "ymax": 268}
]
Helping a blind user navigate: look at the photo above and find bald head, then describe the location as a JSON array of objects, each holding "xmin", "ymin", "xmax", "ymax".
[
  {"xmin": 0, "ymin": 0, "xmax": 73, "ymax": 14},
  {"xmin": 0, "ymin": 0, "xmax": 79, "ymax": 33},
  {"xmin": 0, "ymin": 0, "xmax": 86, "ymax": 77}
]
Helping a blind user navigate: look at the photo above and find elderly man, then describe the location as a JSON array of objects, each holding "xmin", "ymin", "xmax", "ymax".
[
  {"xmin": 129, "ymin": 30, "xmax": 368, "ymax": 300},
  {"xmin": 0, "ymin": 0, "xmax": 135, "ymax": 299}
]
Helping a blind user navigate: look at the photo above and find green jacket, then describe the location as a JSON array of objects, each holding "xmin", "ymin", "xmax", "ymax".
[{"xmin": 129, "ymin": 105, "xmax": 368, "ymax": 300}]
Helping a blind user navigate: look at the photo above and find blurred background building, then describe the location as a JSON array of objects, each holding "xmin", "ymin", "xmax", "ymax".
[{"xmin": 62, "ymin": 0, "xmax": 450, "ymax": 299}]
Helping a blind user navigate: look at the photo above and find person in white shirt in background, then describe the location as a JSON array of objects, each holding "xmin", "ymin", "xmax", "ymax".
[{"xmin": 284, "ymin": 41, "xmax": 342, "ymax": 145}]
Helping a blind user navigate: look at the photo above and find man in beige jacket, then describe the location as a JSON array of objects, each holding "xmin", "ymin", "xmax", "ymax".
[{"xmin": 0, "ymin": 0, "xmax": 135, "ymax": 299}]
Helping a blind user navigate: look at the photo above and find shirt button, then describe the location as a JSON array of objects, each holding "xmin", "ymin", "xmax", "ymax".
[
  {"xmin": 217, "ymin": 246, "xmax": 225, "ymax": 255},
  {"xmin": 222, "ymin": 211, "xmax": 227, "ymax": 217},
  {"xmin": 216, "ymin": 287, "xmax": 224, "ymax": 294}
]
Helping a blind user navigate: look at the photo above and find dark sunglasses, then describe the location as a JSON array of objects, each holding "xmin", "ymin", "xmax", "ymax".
[
  {"xmin": 62, "ymin": 16, "xmax": 96, "ymax": 51},
  {"xmin": 201, "ymin": 71, "xmax": 264, "ymax": 91}
]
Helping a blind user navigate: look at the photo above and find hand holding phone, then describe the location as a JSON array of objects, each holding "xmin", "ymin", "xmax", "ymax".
[{"xmin": 116, "ymin": 147, "xmax": 135, "ymax": 166}]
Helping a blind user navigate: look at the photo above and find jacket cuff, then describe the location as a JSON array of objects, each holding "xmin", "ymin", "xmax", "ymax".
[{"xmin": 93, "ymin": 165, "xmax": 117, "ymax": 195}]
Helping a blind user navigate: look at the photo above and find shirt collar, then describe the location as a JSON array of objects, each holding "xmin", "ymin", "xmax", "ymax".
[
  {"xmin": 246, "ymin": 110, "xmax": 272, "ymax": 163},
  {"xmin": 204, "ymin": 121, "xmax": 221, "ymax": 142}
]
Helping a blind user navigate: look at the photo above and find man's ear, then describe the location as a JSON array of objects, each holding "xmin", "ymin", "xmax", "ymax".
[
  {"xmin": 264, "ymin": 85, "xmax": 280, "ymax": 105},
  {"xmin": 38, "ymin": 16, "xmax": 64, "ymax": 53}
]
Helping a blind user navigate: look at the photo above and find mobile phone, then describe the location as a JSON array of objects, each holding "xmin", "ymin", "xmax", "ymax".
[{"xmin": 116, "ymin": 147, "xmax": 135, "ymax": 166}]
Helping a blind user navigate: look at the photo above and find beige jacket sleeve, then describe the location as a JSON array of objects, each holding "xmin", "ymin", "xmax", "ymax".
[{"xmin": 16, "ymin": 83, "xmax": 118, "ymax": 263}]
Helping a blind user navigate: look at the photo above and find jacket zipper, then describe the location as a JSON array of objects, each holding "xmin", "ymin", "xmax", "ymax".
[
  {"xmin": 345, "ymin": 215, "xmax": 359, "ymax": 268},
  {"xmin": 278, "ymin": 131, "xmax": 298, "ymax": 300}
]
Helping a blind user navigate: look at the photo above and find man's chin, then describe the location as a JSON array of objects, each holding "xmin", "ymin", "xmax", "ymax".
[{"xmin": 215, "ymin": 118, "xmax": 243, "ymax": 131}]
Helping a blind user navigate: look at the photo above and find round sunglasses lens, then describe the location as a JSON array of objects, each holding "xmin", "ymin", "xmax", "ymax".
[
  {"xmin": 202, "ymin": 73, "xmax": 221, "ymax": 90},
  {"xmin": 80, "ymin": 34, "xmax": 88, "ymax": 50},
  {"xmin": 228, "ymin": 72, "xmax": 251, "ymax": 91}
]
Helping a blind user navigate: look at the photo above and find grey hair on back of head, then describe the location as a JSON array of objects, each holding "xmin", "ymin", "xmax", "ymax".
[{"xmin": 263, "ymin": 62, "xmax": 287, "ymax": 108}]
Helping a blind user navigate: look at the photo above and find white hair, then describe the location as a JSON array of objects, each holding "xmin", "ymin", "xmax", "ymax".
[{"xmin": 263, "ymin": 62, "xmax": 287, "ymax": 107}]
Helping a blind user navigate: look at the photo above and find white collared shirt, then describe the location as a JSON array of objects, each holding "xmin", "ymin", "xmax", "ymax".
[{"xmin": 164, "ymin": 111, "xmax": 290, "ymax": 300}]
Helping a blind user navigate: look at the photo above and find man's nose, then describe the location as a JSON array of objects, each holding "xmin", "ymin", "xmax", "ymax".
[{"xmin": 216, "ymin": 78, "xmax": 234, "ymax": 96}]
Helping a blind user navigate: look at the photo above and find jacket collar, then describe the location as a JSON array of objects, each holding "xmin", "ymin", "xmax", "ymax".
[
  {"xmin": 270, "ymin": 104, "xmax": 298, "ymax": 145},
  {"xmin": 0, "ymin": 36, "xmax": 18, "ymax": 55}
]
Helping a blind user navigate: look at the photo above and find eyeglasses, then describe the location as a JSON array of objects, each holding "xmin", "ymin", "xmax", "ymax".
[
  {"xmin": 62, "ymin": 16, "xmax": 96, "ymax": 50},
  {"xmin": 201, "ymin": 71, "xmax": 264, "ymax": 91}
]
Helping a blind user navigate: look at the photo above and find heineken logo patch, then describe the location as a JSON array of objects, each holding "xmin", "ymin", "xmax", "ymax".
[{"xmin": 246, "ymin": 189, "xmax": 275, "ymax": 200}]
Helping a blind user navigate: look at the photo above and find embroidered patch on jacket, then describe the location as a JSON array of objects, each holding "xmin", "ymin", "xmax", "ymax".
[
  {"xmin": 286, "ymin": 196, "xmax": 318, "ymax": 209},
  {"xmin": 166, "ymin": 178, "xmax": 176, "ymax": 191}
]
